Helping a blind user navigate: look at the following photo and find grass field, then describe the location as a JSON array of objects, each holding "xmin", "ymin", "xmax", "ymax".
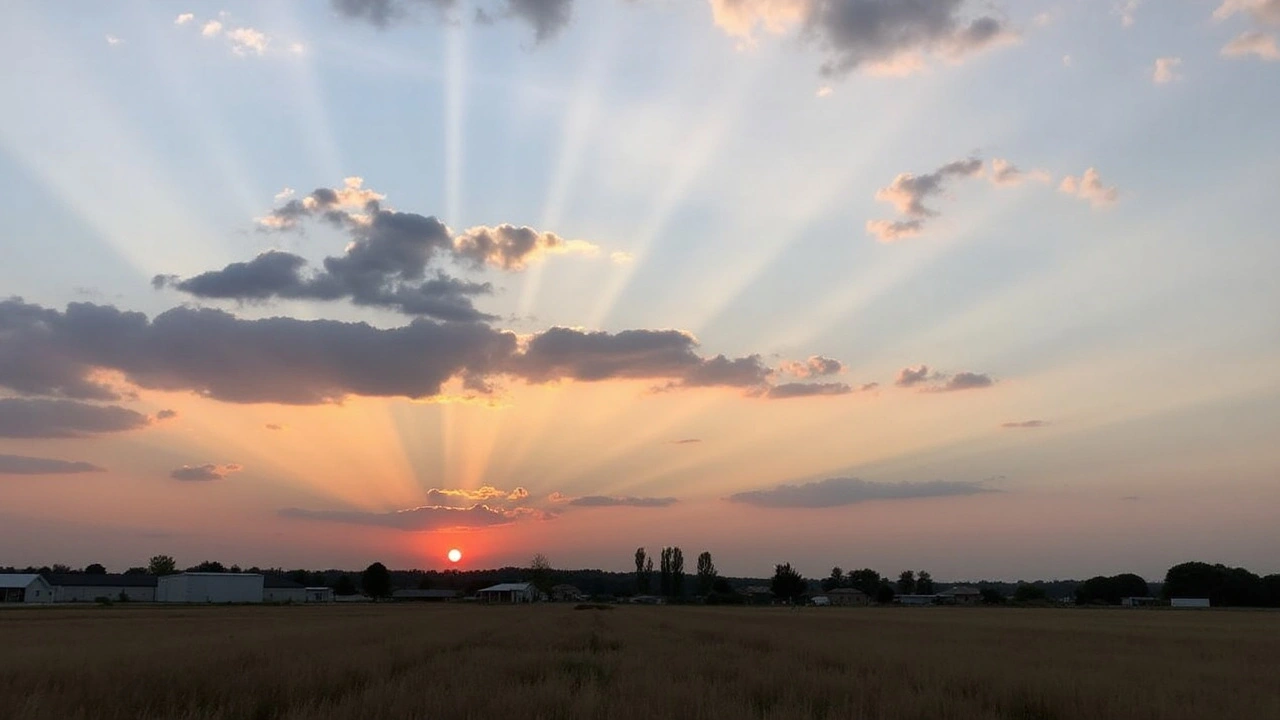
[{"xmin": 1, "ymin": 604, "xmax": 1277, "ymax": 719}]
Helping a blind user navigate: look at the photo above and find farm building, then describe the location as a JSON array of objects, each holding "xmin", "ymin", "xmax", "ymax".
[
  {"xmin": 263, "ymin": 576, "xmax": 307, "ymax": 603},
  {"xmin": 392, "ymin": 589, "xmax": 459, "ymax": 602},
  {"xmin": 156, "ymin": 573, "xmax": 264, "ymax": 603},
  {"xmin": 826, "ymin": 588, "xmax": 870, "ymax": 606},
  {"xmin": 1121, "ymin": 596, "xmax": 1160, "ymax": 607},
  {"xmin": 476, "ymin": 582, "xmax": 537, "ymax": 603},
  {"xmin": 305, "ymin": 587, "xmax": 335, "ymax": 602},
  {"xmin": 939, "ymin": 586, "xmax": 982, "ymax": 605},
  {"xmin": 0, "ymin": 574, "xmax": 53, "ymax": 604},
  {"xmin": 46, "ymin": 573, "xmax": 157, "ymax": 603},
  {"xmin": 1171, "ymin": 598, "xmax": 1211, "ymax": 608}
]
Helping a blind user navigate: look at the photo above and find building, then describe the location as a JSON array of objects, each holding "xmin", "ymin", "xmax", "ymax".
[
  {"xmin": 305, "ymin": 587, "xmax": 335, "ymax": 603},
  {"xmin": 156, "ymin": 573, "xmax": 264, "ymax": 603},
  {"xmin": 896, "ymin": 594, "xmax": 940, "ymax": 606},
  {"xmin": 743, "ymin": 585, "xmax": 774, "ymax": 605},
  {"xmin": 826, "ymin": 588, "xmax": 870, "ymax": 606},
  {"xmin": 46, "ymin": 573, "xmax": 157, "ymax": 603},
  {"xmin": 938, "ymin": 586, "xmax": 982, "ymax": 606},
  {"xmin": 476, "ymin": 582, "xmax": 537, "ymax": 603},
  {"xmin": 551, "ymin": 584, "xmax": 584, "ymax": 602},
  {"xmin": 0, "ymin": 574, "xmax": 53, "ymax": 604},
  {"xmin": 392, "ymin": 589, "xmax": 459, "ymax": 602},
  {"xmin": 1121, "ymin": 596, "xmax": 1160, "ymax": 607},
  {"xmin": 263, "ymin": 576, "xmax": 307, "ymax": 603},
  {"xmin": 1171, "ymin": 598, "xmax": 1211, "ymax": 608}
]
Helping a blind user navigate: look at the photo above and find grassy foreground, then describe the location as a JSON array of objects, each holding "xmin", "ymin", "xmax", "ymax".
[{"xmin": 1, "ymin": 604, "xmax": 1277, "ymax": 719}]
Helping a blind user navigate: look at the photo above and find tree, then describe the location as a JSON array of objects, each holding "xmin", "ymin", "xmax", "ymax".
[
  {"xmin": 147, "ymin": 555, "xmax": 177, "ymax": 576},
  {"xmin": 187, "ymin": 560, "xmax": 226, "ymax": 573},
  {"xmin": 979, "ymin": 587, "xmax": 1005, "ymax": 605},
  {"xmin": 51, "ymin": 563, "xmax": 72, "ymax": 574},
  {"xmin": 876, "ymin": 582, "xmax": 897, "ymax": 604},
  {"xmin": 529, "ymin": 554, "xmax": 553, "ymax": 595},
  {"xmin": 635, "ymin": 548, "xmax": 648, "ymax": 594},
  {"xmin": 771, "ymin": 563, "xmax": 806, "ymax": 603},
  {"xmin": 1163, "ymin": 561, "xmax": 1264, "ymax": 607},
  {"xmin": 333, "ymin": 574, "xmax": 357, "ymax": 596},
  {"xmin": 362, "ymin": 562, "xmax": 392, "ymax": 600},
  {"xmin": 671, "ymin": 547, "xmax": 685, "ymax": 598},
  {"xmin": 1013, "ymin": 583, "xmax": 1047, "ymax": 603},
  {"xmin": 916, "ymin": 571, "xmax": 934, "ymax": 594},
  {"xmin": 644, "ymin": 556, "xmax": 654, "ymax": 594},
  {"xmin": 123, "ymin": 567, "xmax": 148, "ymax": 576},
  {"xmin": 659, "ymin": 547, "xmax": 673, "ymax": 597},
  {"xmin": 83, "ymin": 563, "xmax": 107, "ymax": 575},
  {"xmin": 897, "ymin": 570, "xmax": 916, "ymax": 595},
  {"xmin": 1076, "ymin": 573, "xmax": 1151, "ymax": 605},
  {"xmin": 847, "ymin": 569, "xmax": 881, "ymax": 596},
  {"xmin": 695, "ymin": 551, "xmax": 717, "ymax": 596},
  {"xmin": 821, "ymin": 567, "xmax": 845, "ymax": 592}
]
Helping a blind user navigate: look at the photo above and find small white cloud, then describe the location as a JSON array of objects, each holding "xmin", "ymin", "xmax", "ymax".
[
  {"xmin": 175, "ymin": 13, "xmax": 194, "ymax": 25},
  {"xmin": 816, "ymin": 86, "xmax": 833, "ymax": 97},
  {"xmin": 1214, "ymin": 0, "xmax": 1280, "ymax": 25},
  {"xmin": 1152, "ymin": 57, "xmax": 1183, "ymax": 84},
  {"xmin": 227, "ymin": 27, "xmax": 269, "ymax": 56},
  {"xmin": 1222, "ymin": 31, "xmax": 1280, "ymax": 60},
  {"xmin": 1063, "ymin": 54, "xmax": 1073, "ymax": 67},
  {"xmin": 610, "ymin": 251, "xmax": 635, "ymax": 265},
  {"xmin": 105, "ymin": 34, "xmax": 123, "ymax": 46},
  {"xmin": 274, "ymin": 187, "xmax": 295, "ymax": 201},
  {"xmin": 1059, "ymin": 168, "xmax": 1119, "ymax": 207},
  {"xmin": 201, "ymin": 20, "xmax": 223, "ymax": 37},
  {"xmin": 1115, "ymin": 0, "xmax": 1143, "ymax": 27}
]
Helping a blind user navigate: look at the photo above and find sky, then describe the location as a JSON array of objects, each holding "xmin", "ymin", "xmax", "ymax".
[{"xmin": 1, "ymin": 0, "xmax": 1278, "ymax": 582}]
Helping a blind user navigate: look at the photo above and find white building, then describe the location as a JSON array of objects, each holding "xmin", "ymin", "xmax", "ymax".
[
  {"xmin": 263, "ymin": 576, "xmax": 307, "ymax": 603},
  {"xmin": 1171, "ymin": 597, "xmax": 1211, "ymax": 608},
  {"xmin": 0, "ymin": 574, "xmax": 53, "ymax": 604},
  {"xmin": 477, "ymin": 582, "xmax": 537, "ymax": 603},
  {"xmin": 305, "ymin": 587, "xmax": 335, "ymax": 603},
  {"xmin": 47, "ymin": 574, "xmax": 157, "ymax": 603},
  {"xmin": 156, "ymin": 573, "xmax": 264, "ymax": 603}
]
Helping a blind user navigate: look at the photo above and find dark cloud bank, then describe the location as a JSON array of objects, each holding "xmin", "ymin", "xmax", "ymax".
[
  {"xmin": 0, "ymin": 453, "xmax": 104, "ymax": 475},
  {"xmin": 727, "ymin": 476, "xmax": 993, "ymax": 508}
]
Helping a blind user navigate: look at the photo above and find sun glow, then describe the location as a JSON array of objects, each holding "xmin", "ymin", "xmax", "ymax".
[{"xmin": 447, "ymin": 548, "xmax": 462, "ymax": 563}]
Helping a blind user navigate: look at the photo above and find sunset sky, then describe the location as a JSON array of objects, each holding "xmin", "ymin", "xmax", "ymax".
[{"xmin": 2, "ymin": 0, "xmax": 1278, "ymax": 581}]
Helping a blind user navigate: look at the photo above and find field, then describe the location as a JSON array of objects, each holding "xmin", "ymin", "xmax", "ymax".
[{"xmin": 1, "ymin": 604, "xmax": 1278, "ymax": 720}]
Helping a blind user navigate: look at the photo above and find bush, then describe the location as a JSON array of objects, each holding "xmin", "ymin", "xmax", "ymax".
[{"xmin": 94, "ymin": 596, "xmax": 113, "ymax": 606}]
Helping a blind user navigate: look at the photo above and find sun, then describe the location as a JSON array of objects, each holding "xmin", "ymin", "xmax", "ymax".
[{"xmin": 447, "ymin": 548, "xmax": 462, "ymax": 563}]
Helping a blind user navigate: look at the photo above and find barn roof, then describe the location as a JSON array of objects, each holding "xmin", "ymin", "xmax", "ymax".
[
  {"xmin": 45, "ymin": 574, "xmax": 158, "ymax": 588},
  {"xmin": 478, "ymin": 583, "xmax": 534, "ymax": 593},
  {"xmin": 262, "ymin": 576, "xmax": 305, "ymax": 589},
  {"xmin": 0, "ymin": 574, "xmax": 45, "ymax": 588}
]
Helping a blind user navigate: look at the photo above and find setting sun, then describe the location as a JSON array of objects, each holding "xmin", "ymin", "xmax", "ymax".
[{"xmin": 447, "ymin": 548, "xmax": 462, "ymax": 564}]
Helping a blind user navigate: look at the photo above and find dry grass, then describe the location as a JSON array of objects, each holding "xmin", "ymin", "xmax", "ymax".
[{"xmin": 1, "ymin": 604, "xmax": 1277, "ymax": 719}]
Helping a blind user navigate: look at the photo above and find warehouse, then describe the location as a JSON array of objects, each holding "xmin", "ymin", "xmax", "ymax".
[
  {"xmin": 0, "ymin": 574, "xmax": 53, "ymax": 604},
  {"xmin": 46, "ymin": 574, "xmax": 157, "ymax": 603},
  {"xmin": 156, "ymin": 572, "xmax": 264, "ymax": 603},
  {"xmin": 262, "ymin": 576, "xmax": 307, "ymax": 603}
]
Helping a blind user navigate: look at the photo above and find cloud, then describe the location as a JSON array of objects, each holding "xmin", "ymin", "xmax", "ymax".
[
  {"xmin": 895, "ymin": 366, "xmax": 994, "ymax": 392},
  {"xmin": 0, "ymin": 299, "xmax": 798, "ymax": 405},
  {"xmin": 453, "ymin": 225, "xmax": 599, "ymax": 270},
  {"xmin": 671, "ymin": 438, "xmax": 702, "ymax": 444},
  {"xmin": 988, "ymin": 158, "xmax": 1050, "ymax": 186},
  {"xmin": 279, "ymin": 503, "xmax": 524, "ymax": 531},
  {"xmin": 227, "ymin": 27, "xmax": 270, "ymax": 55},
  {"xmin": 894, "ymin": 365, "xmax": 933, "ymax": 388},
  {"xmin": 935, "ymin": 371, "xmax": 994, "ymax": 392},
  {"xmin": 568, "ymin": 496, "xmax": 678, "ymax": 508},
  {"xmin": 105, "ymin": 35, "xmax": 124, "ymax": 46},
  {"xmin": 170, "ymin": 463, "xmax": 243, "ymax": 482},
  {"xmin": 175, "ymin": 13, "xmax": 195, "ymax": 25},
  {"xmin": 1002, "ymin": 420, "xmax": 1048, "ymax": 428},
  {"xmin": 0, "ymin": 398, "xmax": 152, "ymax": 439},
  {"xmin": 709, "ymin": 0, "xmax": 810, "ymax": 40},
  {"xmin": 1059, "ymin": 168, "xmax": 1119, "ymax": 207},
  {"xmin": 330, "ymin": 0, "xmax": 572, "ymax": 40},
  {"xmin": 0, "ymin": 454, "xmax": 105, "ymax": 475},
  {"xmin": 1152, "ymin": 57, "xmax": 1182, "ymax": 84},
  {"xmin": 504, "ymin": 0, "xmax": 574, "ymax": 42},
  {"xmin": 1214, "ymin": 0, "xmax": 1280, "ymax": 25},
  {"xmin": 156, "ymin": 409, "xmax": 179, "ymax": 420},
  {"xmin": 780, "ymin": 355, "xmax": 844, "ymax": 378},
  {"xmin": 610, "ymin": 251, "xmax": 635, "ymax": 265},
  {"xmin": 265, "ymin": 423, "xmax": 286, "ymax": 431},
  {"xmin": 1222, "ymin": 30, "xmax": 1280, "ymax": 60},
  {"xmin": 201, "ymin": 20, "xmax": 224, "ymax": 37},
  {"xmin": 424, "ymin": 485, "xmax": 530, "ymax": 506},
  {"xmin": 1115, "ymin": 0, "xmax": 1142, "ymax": 27},
  {"xmin": 727, "ymin": 476, "xmax": 993, "ymax": 508},
  {"xmin": 866, "ymin": 157, "xmax": 983, "ymax": 241},
  {"xmin": 765, "ymin": 381, "xmax": 854, "ymax": 399},
  {"xmin": 816, "ymin": 85, "xmax": 833, "ymax": 97}
]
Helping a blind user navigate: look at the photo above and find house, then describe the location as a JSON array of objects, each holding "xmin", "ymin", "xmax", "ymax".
[
  {"xmin": 46, "ymin": 573, "xmax": 157, "ymax": 603},
  {"xmin": 551, "ymin": 584, "xmax": 584, "ymax": 602},
  {"xmin": 156, "ymin": 573, "xmax": 264, "ymax": 603},
  {"xmin": 392, "ymin": 589, "xmax": 459, "ymax": 602},
  {"xmin": 476, "ymin": 582, "xmax": 537, "ymax": 603},
  {"xmin": 305, "ymin": 587, "xmax": 335, "ymax": 603},
  {"xmin": 0, "ymin": 574, "xmax": 53, "ymax": 604},
  {"xmin": 826, "ymin": 588, "xmax": 870, "ymax": 606},
  {"xmin": 1121, "ymin": 596, "xmax": 1160, "ymax": 607},
  {"xmin": 938, "ymin": 586, "xmax": 982, "ymax": 606},
  {"xmin": 263, "ymin": 576, "xmax": 307, "ymax": 603},
  {"xmin": 743, "ymin": 585, "xmax": 774, "ymax": 605}
]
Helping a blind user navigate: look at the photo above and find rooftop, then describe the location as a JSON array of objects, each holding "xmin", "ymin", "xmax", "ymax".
[
  {"xmin": 478, "ymin": 583, "xmax": 534, "ymax": 593},
  {"xmin": 0, "ymin": 574, "xmax": 44, "ymax": 589},
  {"xmin": 45, "ymin": 573, "xmax": 158, "ymax": 588}
]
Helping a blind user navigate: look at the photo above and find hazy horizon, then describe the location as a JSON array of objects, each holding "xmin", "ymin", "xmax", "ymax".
[{"xmin": 2, "ymin": 1, "xmax": 1278, "ymax": 582}]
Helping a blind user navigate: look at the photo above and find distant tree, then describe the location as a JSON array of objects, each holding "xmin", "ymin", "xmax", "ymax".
[
  {"xmin": 671, "ymin": 547, "xmax": 685, "ymax": 598},
  {"xmin": 771, "ymin": 563, "xmax": 806, "ymax": 603},
  {"xmin": 1013, "ymin": 583, "xmax": 1047, "ymax": 603},
  {"xmin": 287, "ymin": 569, "xmax": 311, "ymax": 586},
  {"xmin": 712, "ymin": 578, "xmax": 733, "ymax": 595},
  {"xmin": 916, "ymin": 571, "xmax": 934, "ymax": 594},
  {"xmin": 333, "ymin": 574, "xmax": 358, "ymax": 596},
  {"xmin": 529, "ymin": 554, "xmax": 553, "ymax": 595},
  {"xmin": 847, "ymin": 569, "xmax": 881, "ymax": 596},
  {"xmin": 1111, "ymin": 573, "xmax": 1149, "ymax": 600},
  {"xmin": 123, "ymin": 567, "xmax": 148, "ymax": 576},
  {"xmin": 635, "ymin": 548, "xmax": 648, "ymax": 594},
  {"xmin": 362, "ymin": 562, "xmax": 392, "ymax": 600},
  {"xmin": 980, "ymin": 587, "xmax": 1005, "ymax": 605},
  {"xmin": 187, "ymin": 560, "xmax": 226, "ymax": 573},
  {"xmin": 695, "ymin": 551, "xmax": 717, "ymax": 596},
  {"xmin": 644, "ymin": 556, "xmax": 654, "ymax": 594},
  {"xmin": 229, "ymin": 565, "xmax": 242, "ymax": 574},
  {"xmin": 1077, "ymin": 573, "xmax": 1150, "ymax": 605},
  {"xmin": 821, "ymin": 567, "xmax": 845, "ymax": 592},
  {"xmin": 897, "ymin": 570, "xmax": 916, "ymax": 595},
  {"xmin": 1262, "ymin": 574, "xmax": 1280, "ymax": 608},
  {"xmin": 51, "ymin": 564, "xmax": 72, "ymax": 574},
  {"xmin": 147, "ymin": 555, "xmax": 177, "ymax": 576},
  {"xmin": 1162, "ymin": 561, "xmax": 1265, "ymax": 607},
  {"xmin": 83, "ymin": 563, "xmax": 107, "ymax": 575},
  {"xmin": 876, "ymin": 582, "xmax": 897, "ymax": 604},
  {"xmin": 417, "ymin": 574, "xmax": 434, "ymax": 590},
  {"xmin": 659, "ymin": 547, "xmax": 673, "ymax": 597}
]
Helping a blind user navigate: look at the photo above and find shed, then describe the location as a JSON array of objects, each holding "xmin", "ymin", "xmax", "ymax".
[
  {"xmin": 392, "ymin": 589, "xmax": 460, "ymax": 602},
  {"xmin": 263, "ymin": 576, "xmax": 307, "ymax": 603},
  {"xmin": 826, "ymin": 588, "xmax": 870, "ymax": 606},
  {"xmin": 0, "ymin": 574, "xmax": 53, "ymax": 604},
  {"xmin": 156, "ymin": 573, "xmax": 264, "ymax": 603},
  {"xmin": 938, "ymin": 586, "xmax": 982, "ymax": 605},
  {"xmin": 46, "ymin": 573, "xmax": 157, "ymax": 603},
  {"xmin": 477, "ymin": 582, "xmax": 537, "ymax": 603},
  {"xmin": 305, "ymin": 587, "xmax": 335, "ymax": 603}
]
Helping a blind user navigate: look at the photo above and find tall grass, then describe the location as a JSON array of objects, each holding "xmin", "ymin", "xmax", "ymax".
[{"xmin": 1, "ymin": 605, "xmax": 1277, "ymax": 719}]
